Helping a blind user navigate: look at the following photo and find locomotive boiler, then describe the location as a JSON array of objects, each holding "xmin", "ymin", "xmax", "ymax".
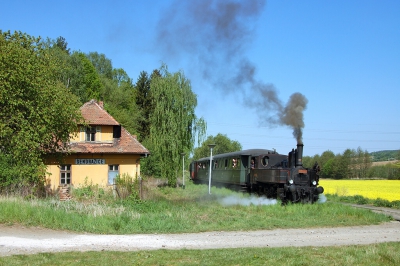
[{"xmin": 190, "ymin": 143, "xmax": 324, "ymax": 204}]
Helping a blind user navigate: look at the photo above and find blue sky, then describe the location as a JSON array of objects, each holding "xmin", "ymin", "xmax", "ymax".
[{"xmin": 2, "ymin": 0, "xmax": 399, "ymax": 157}]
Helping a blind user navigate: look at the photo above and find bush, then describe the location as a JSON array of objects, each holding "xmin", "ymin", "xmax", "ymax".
[
  {"xmin": 115, "ymin": 173, "xmax": 141, "ymax": 203},
  {"xmin": 374, "ymin": 198, "xmax": 393, "ymax": 208},
  {"xmin": 353, "ymin": 195, "xmax": 369, "ymax": 205},
  {"xmin": 70, "ymin": 177, "xmax": 112, "ymax": 201}
]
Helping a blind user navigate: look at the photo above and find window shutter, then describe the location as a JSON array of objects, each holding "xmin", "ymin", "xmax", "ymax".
[
  {"xmin": 113, "ymin": 125, "xmax": 121, "ymax": 138},
  {"xmin": 80, "ymin": 127, "xmax": 85, "ymax": 141},
  {"xmin": 96, "ymin": 126, "xmax": 101, "ymax": 141}
]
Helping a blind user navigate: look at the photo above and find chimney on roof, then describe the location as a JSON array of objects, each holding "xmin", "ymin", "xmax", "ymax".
[{"xmin": 98, "ymin": 101, "xmax": 104, "ymax": 109}]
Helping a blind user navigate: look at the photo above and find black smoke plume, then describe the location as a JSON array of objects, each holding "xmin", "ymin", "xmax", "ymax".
[{"xmin": 155, "ymin": 0, "xmax": 307, "ymax": 143}]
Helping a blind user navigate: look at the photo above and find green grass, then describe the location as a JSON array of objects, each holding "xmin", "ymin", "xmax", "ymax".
[
  {"xmin": 327, "ymin": 193, "xmax": 400, "ymax": 209},
  {"xmin": 0, "ymin": 181, "xmax": 392, "ymax": 234},
  {"xmin": 1, "ymin": 242, "xmax": 399, "ymax": 266},
  {"xmin": 0, "ymin": 181, "xmax": 398, "ymax": 265}
]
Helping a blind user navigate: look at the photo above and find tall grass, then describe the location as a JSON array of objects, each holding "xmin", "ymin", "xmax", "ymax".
[{"xmin": 0, "ymin": 179, "xmax": 391, "ymax": 234}]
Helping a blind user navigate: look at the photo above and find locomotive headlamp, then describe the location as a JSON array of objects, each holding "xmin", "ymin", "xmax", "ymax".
[
  {"xmin": 312, "ymin": 180, "xmax": 317, "ymax": 186},
  {"xmin": 289, "ymin": 179, "xmax": 293, "ymax": 185}
]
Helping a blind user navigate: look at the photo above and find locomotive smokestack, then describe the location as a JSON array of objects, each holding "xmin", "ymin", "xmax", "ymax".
[{"xmin": 296, "ymin": 143, "xmax": 304, "ymax": 167}]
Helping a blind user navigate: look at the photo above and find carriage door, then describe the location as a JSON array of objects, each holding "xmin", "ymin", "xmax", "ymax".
[
  {"xmin": 240, "ymin": 155, "xmax": 250, "ymax": 184},
  {"xmin": 190, "ymin": 162, "xmax": 198, "ymax": 180}
]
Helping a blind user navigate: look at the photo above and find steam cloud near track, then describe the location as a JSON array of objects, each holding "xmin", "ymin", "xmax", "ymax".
[{"xmin": 219, "ymin": 195, "xmax": 277, "ymax": 206}]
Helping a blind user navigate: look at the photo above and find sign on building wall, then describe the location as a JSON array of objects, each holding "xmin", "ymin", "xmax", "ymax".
[{"xmin": 75, "ymin": 159, "xmax": 106, "ymax": 165}]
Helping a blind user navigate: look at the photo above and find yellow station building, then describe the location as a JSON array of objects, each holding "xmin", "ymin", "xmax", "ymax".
[{"xmin": 45, "ymin": 100, "xmax": 149, "ymax": 190}]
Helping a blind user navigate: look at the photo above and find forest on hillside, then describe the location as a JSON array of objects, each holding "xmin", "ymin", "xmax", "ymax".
[
  {"xmin": 302, "ymin": 147, "xmax": 400, "ymax": 180},
  {"xmin": 1, "ymin": 30, "xmax": 399, "ymax": 195},
  {"xmin": 370, "ymin": 150, "xmax": 400, "ymax": 162}
]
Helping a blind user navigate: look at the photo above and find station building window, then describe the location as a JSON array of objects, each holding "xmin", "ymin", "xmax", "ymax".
[
  {"xmin": 85, "ymin": 126, "xmax": 101, "ymax": 142},
  {"xmin": 60, "ymin": 165, "xmax": 71, "ymax": 184},
  {"xmin": 108, "ymin": 164, "xmax": 119, "ymax": 185}
]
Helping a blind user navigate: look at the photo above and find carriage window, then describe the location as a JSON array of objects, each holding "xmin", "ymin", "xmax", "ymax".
[
  {"xmin": 225, "ymin": 159, "xmax": 228, "ymax": 168},
  {"xmin": 232, "ymin": 158, "xmax": 237, "ymax": 168},
  {"xmin": 231, "ymin": 158, "xmax": 240, "ymax": 168},
  {"xmin": 261, "ymin": 156, "xmax": 269, "ymax": 167}
]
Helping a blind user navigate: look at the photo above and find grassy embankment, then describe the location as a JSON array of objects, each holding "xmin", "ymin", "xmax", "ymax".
[{"xmin": 0, "ymin": 179, "xmax": 393, "ymax": 234}]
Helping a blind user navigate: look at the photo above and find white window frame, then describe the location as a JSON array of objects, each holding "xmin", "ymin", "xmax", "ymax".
[
  {"xmin": 85, "ymin": 126, "xmax": 101, "ymax": 142},
  {"xmin": 60, "ymin": 165, "xmax": 71, "ymax": 185}
]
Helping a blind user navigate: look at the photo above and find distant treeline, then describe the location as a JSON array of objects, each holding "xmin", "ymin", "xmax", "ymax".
[
  {"xmin": 369, "ymin": 150, "xmax": 400, "ymax": 162},
  {"xmin": 303, "ymin": 147, "xmax": 400, "ymax": 180}
]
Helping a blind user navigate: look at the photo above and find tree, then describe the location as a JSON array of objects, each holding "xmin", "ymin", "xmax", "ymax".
[
  {"xmin": 338, "ymin": 149, "xmax": 353, "ymax": 179},
  {"xmin": 323, "ymin": 149, "xmax": 352, "ymax": 179},
  {"xmin": 103, "ymin": 77, "xmax": 140, "ymax": 136},
  {"xmin": 0, "ymin": 31, "xmax": 83, "ymax": 192},
  {"xmin": 354, "ymin": 147, "xmax": 372, "ymax": 179},
  {"xmin": 320, "ymin": 150, "xmax": 335, "ymax": 166},
  {"xmin": 134, "ymin": 71, "xmax": 152, "ymax": 142},
  {"xmin": 40, "ymin": 36, "xmax": 74, "ymax": 90},
  {"xmin": 302, "ymin": 155, "xmax": 316, "ymax": 169},
  {"xmin": 322, "ymin": 158, "xmax": 334, "ymax": 179},
  {"xmin": 78, "ymin": 52, "xmax": 103, "ymax": 101},
  {"xmin": 192, "ymin": 134, "xmax": 242, "ymax": 160},
  {"xmin": 55, "ymin": 36, "xmax": 70, "ymax": 54},
  {"xmin": 145, "ymin": 64, "xmax": 206, "ymax": 186},
  {"xmin": 87, "ymin": 52, "xmax": 113, "ymax": 80},
  {"xmin": 83, "ymin": 51, "xmax": 140, "ymax": 137},
  {"xmin": 113, "ymin": 68, "xmax": 130, "ymax": 86}
]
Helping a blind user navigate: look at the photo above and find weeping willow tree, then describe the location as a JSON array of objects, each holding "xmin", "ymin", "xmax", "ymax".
[{"xmin": 148, "ymin": 64, "xmax": 206, "ymax": 186}]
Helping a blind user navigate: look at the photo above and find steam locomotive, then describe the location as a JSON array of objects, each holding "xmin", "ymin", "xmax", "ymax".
[{"xmin": 189, "ymin": 143, "xmax": 324, "ymax": 204}]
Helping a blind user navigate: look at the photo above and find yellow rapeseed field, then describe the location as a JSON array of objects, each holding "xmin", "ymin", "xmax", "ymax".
[{"xmin": 319, "ymin": 179, "xmax": 400, "ymax": 202}]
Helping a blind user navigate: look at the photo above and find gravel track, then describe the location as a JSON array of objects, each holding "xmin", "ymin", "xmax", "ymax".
[{"xmin": 1, "ymin": 221, "xmax": 399, "ymax": 257}]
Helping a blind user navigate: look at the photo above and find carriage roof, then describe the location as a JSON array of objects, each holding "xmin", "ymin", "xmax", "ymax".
[{"xmin": 195, "ymin": 149, "xmax": 280, "ymax": 162}]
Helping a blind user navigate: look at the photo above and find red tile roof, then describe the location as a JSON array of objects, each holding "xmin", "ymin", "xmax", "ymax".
[
  {"xmin": 68, "ymin": 100, "xmax": 149, "ymax": 155},
  {"xmin": 80, "ymin": 99, "xmax": 119, "ymax": 125}
]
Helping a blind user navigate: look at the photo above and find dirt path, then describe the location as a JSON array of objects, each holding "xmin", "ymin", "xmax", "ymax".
[
  {"xmin": 1, "ymin": 221, "xmax": 399, "ymax": 257},
  {"xmin": 348, "ymin": 204, "xmax": 400, "ymax": 221}
]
